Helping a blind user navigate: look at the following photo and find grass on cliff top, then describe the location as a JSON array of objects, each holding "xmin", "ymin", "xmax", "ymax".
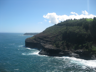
[{"xmin": 86, "ymin": 18, "xmax": 93, "ymax": 22}]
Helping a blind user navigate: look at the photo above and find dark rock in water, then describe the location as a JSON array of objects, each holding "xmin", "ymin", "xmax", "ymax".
[
  {"xmin": 39, "ymin": 48, "xmax": 61, "ymax": 56},
  {"xmin": 74, "ymin": 50, "xmax": 96, "ymax": 60},
  {"xmin": 91, "ymin": 55, "xmax": 96, "ymax": 60}
]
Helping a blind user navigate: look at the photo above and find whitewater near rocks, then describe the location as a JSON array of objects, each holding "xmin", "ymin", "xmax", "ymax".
[{"xmin": 0, "ymin": 33, "xmax": 96, "ymax": 72}]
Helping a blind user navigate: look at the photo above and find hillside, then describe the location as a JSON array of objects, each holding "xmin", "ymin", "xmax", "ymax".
[{"xmin": 25, "ymin": 17, "xmax": 96, "ymax": 60}]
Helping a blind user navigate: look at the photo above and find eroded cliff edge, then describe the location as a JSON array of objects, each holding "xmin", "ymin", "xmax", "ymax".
[{"xmin": 25, "ymin": 18, "xmax": 96, "ymax": 60}]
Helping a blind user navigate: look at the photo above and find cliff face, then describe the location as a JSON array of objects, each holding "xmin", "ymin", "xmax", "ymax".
[
  {"xmin": 25, "ymin": 35, "xmax": 63, "ymax": 56},
  {"xmin": 25, "ymin": 18, "xmax": 96, "ymax": 60}
]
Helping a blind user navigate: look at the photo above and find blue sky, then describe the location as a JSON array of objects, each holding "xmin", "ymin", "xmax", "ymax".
[{"xmin": 0, "ymin": 0, "xmax": 96, "ymax": 33}]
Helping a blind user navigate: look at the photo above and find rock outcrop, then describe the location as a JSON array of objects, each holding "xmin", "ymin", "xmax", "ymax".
[{"xmin": 25, "ymin": 36, "xmax": 96, "ymax": 60}]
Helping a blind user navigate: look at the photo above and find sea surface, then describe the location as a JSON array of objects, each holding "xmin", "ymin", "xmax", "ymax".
[{"xmin": 0, "ymin": 33, "xmax": 96, "ymax": 72}]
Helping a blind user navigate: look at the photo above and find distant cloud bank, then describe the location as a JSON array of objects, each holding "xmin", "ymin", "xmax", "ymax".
[{"xmin": 43, "ymin": 10, "xmax": 96, "ymax": 24}]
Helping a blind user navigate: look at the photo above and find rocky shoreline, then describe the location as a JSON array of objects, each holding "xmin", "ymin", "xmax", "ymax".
[{"xmin": 25, "ymin": 38, "xmax": 96, "ymax": 60}]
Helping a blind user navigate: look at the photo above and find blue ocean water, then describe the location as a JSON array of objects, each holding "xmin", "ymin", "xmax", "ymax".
[{"xmin": 0, "ymin": 33, "xmax": 96, "ymax": 72}]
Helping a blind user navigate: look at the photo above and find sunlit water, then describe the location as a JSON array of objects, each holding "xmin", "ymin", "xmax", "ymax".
[{"xmin": 0, "ymin": 33, "xmax": 96, "ymax": 72}]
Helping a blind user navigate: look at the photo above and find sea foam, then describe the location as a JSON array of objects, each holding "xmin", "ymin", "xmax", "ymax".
[
  {"xmin": 62, "ymin": 56, "xmax": 96, "ymax": 68},
  {"xmin": 22, "ymin": 49, "xmax": 39, "ymax": 56},
  {"xmin": 54, "ymin": 56, "xmax": 96, "ymax": 70},
  {"xmin": 23, "ymin": 48, "xmax": 96, "ymax": 69}
]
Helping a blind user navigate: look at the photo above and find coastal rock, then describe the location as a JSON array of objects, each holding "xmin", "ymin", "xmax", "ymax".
[
  {"xmin": 91, "ymin": 55, "xmax": 96, "ymax": 60},
  {"xmin": 25, "ymin": 18, "xmax": 96, "ymax": 60},
  {"xmin": 25, "ymin": 38, "xmax": 96, "ymax": 60},
  {"xmin": 74, "ymin": 50, "xmax": 96, "ymax": 60},
  {"xmin": 39, "ymin": 48, "xmax": 80, "ymax": 58}
]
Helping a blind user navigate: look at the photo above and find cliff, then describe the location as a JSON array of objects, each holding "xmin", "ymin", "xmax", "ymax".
[{"xmin": 25, "ymin": 18, "xmax": 96, "ymax": 60}]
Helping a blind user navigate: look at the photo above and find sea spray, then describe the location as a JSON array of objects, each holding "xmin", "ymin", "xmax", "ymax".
[
  {"xmin": 22, "ymin": 47, "xmax": 96, "ymax": 69},
  {"xmin": 22, "ymin": 48, "xmax": 48, "ymax": 57}
]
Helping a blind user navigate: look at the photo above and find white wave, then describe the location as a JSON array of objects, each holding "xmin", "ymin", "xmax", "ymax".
[
  {"xmin": 54, "ymin": 56, "xmax": 96, "ymax": 69},
  {"xmin": 22, "ymin": 50, "xmax": 39, "ymax": 56},
  {"xmin": 22, "ymin": 49, "xmax": 48, "ymax": 57},
  {"xmin": 18, "ymin": 45, "xmax": 24, "ymax": 47},
  {"xmin": 55, "ymin": 56, "xmax": 96, "ymax": 68},
  {"xmin": 68, "ymin": 57, "xmax": 96, "ymax": 68},
  {"xmin": 32, "ymin": 51, "xmax": 39, "ymax": 55},
  {"xmin": 26, "ymin": 48, "xmax": 32, "ymax": 50},
  {"xmin": 82, "ymin": 60, "xmax": 96, "ymax": 68},
  {"xmin": 22, "ymin": 53, "xmax": 26, "ymax": 55}
]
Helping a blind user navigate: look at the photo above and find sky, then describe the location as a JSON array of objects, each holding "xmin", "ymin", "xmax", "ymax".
[{"xmin": 0, "ymin": 0, "xmax": 96, "ymax": 33}]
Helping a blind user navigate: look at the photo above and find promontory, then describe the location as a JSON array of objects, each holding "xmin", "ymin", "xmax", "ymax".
[{"xmin": 25, "ymin": 18, "xmax": 96, "ymax": 60}]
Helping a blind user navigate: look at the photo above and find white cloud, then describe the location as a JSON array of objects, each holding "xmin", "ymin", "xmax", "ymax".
[
  {"xmin": 82, "ymin": 10, "xmax": 88, "ymax": 15},
  {"xmin": 43, "ymin": 10, "xmax": 96, "ymax": 24},
  {"xmin": 71, "ymin": 12, "xmax": 78, "ymax": 15},
  {"xmin": 43, "ymin": 13, "xmax": 58, "ymax": 24}
]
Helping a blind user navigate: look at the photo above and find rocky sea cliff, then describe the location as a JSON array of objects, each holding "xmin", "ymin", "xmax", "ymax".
[{"xmin": 25, "ymin": 18, "xmax": 96, "ymax": 60}]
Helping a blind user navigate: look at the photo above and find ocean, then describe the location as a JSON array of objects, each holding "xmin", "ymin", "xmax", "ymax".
[{"xmin": 0, "ymin": 33, "xmax": 96, "ymax": 72}]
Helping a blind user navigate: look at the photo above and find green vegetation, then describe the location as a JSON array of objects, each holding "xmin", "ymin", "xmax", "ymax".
[
  {"xmin": 86, "ymin": 18, "xmax": 93, "ymax": 22},
  {"xmin": 92, "ymin": 46, "xmax": 96, "ymax": 51},
  {"xmin": 33, "ymin": 17, "xmax": 96, "ymax": 54}
]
